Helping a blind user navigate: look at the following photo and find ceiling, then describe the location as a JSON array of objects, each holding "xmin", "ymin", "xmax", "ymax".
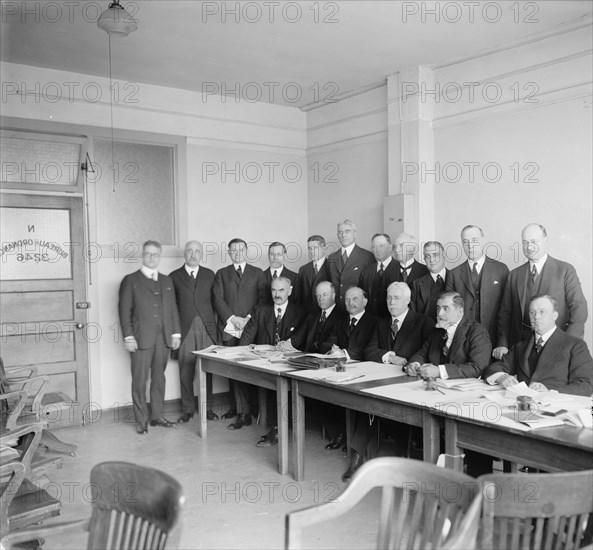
[{"xmin": 2, "ymin": 1, "xmax": 592, "ymax": 109}]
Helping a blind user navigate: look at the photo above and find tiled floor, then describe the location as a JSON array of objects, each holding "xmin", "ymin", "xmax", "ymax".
[{"xmin": 30, "ymin": 412, "xmax": 391, "ymax": 549}]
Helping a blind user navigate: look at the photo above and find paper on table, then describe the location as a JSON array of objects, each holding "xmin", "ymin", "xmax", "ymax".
[{"xmin": 504, "ymin": 382, "xmax": 539, "ymax": 397}]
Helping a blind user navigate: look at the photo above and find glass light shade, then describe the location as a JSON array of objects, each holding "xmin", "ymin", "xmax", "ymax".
[{"xmin": 97, "ymin": 4, "xmax": 138, "ymax": 37}]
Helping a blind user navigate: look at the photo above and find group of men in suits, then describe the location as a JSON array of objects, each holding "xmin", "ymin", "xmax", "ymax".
[{"xmin": 118, "ymin": 221, "xmax": 591, "ymax": 482}]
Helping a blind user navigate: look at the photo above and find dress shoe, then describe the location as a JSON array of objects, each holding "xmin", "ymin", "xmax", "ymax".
[
  {"xmin": 341, "ymin": 451, "xmax": 364, "ymax": 483},
  {"xmin": 150, "ymin": 418, "xmax": 177, "ymax": 428},
  {"xmin": 221, "ymin": 408, "xmax": 237, "ymax": 420},
  {"xmin": 177, "ymin": 413, "xmax": 193, "ymax": 423},
  {"xmin": 325, "ymin": 433, "xmax": 345, "ymax": 450},
  {"xmin": 207, "ymin": 410, "xmax": 219, "ymax": 421},
  {"xmin": 256, "ymin": 426, "xmax": 278, "ymax": 447},
  {"xmin": 136, "ymin": 423, "xmax": 148, "ymax": 435},
  {"xmin": 227, "ymin": 413, "xmax": 252, "ymax": 430}
]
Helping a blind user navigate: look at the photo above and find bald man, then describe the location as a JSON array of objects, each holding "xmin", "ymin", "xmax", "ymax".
[
  {"xmin": 393, "ymin": 232, "xmax": 429, "ymax": 287},
  {"xmin": 170, "ymin": 241, "xmax": 218, "ymax": 423},
  {"xmin": 495, "ymin": 224, "xmax": 588, "ymax": 359}
]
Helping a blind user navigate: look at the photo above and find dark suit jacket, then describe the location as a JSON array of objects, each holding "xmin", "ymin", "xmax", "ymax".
[
  {"xmin": 365, "ymin": 309, "xmax": 435, "ymax": 363},
  {"xmin": 327, "ymin": 244, "xmax": 374, "ymax": 310},
  {"xmin": 497, "ymin": 256, "xmax": 588, "ymax": 348},
  {"xmin": 358, "ymin": 260, "xmax": 402, "ymax": 319},
  {"xmin": 446, "ymin": 257, "xmax": 509, "ymax": 344},
  {"xmin": 483, "ymin": 329, "xmax": 593, "ymax": 396},
  {"xmin": 212, "ymin": 264, "xmax": 267, "ymax": 342},
  {"xmin": 118, "ymin": 270, "xmax": 181, "ymax": 349},
  {"xmin": 298, "ymin": 259, "xmax": 329, "ymax": 313},
  {"xmin": 239, "ymin": 303, "xmax": 306, "ymax": 346},
  {"xmin": 410, "ymin": 270, "xmax": 448, "ymax": 321},
  {"xmin": 263, "ymin": 267, "xmax": 300, "ymax": 304},
  {"xmin": 169, "ymin": 265, "xmax": 217, "ymax": 342},
  {"xmin": 329, "ymin": 311, "xmax": 379, "ymax": 361},
  {"xmin": 402, "ymin": 260, "xmax": 430, "ymax": 287},
  {"xmin": 408, "ymin": 317, "xmax": 492, "ymax": 378},
  {"xmin": 291, "ymin": 307, "xmax": 348, "ymax": 354}
]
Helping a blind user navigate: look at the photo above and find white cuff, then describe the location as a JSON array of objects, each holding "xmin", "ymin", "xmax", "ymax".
[{"xmin": 438, "ymin": 365, "xmax": 448, "ymax": 379}]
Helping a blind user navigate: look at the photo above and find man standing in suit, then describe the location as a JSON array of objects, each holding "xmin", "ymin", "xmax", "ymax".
[
  {"xmin": 406, "ymin": 291, "xmax": 492, "ymax": 380},
  {"xmin": 326, "ymin": 219, "xmax": 374, "ymax": 311},
  {"xmin": 239, "ymin": 276, "xmax": 306, "ymax": 446},
  {"xmin": 411, "ymin": 241, "xmax": 448, "ymax": 321},
  {"xmin": 485, "ymin": 294, "xmax": 593, "ymax": 396},
  {"xmin": 169, "ymin": 241, "xmax": 218, "ymax": 424},
  {"xmin": 446, "ymin": 226, "xmax": 509, "ymax": 345},
  {"xmin": 358, "ymin": 233, "xmax": 401, "ymax": 319},
  {"xmin": 343, "ymin": 283, "xmax": 434, "ymax": 482},
  {"xmin": 494, "ymin": 224, "xmax": 588, "ymax": 359},
  {"xmin": 118, "ymin": 240, "xmax": 181, "ymax": 435},
  {"xmin": 393, "ymin": 233, "xmax": 429, "ymax": 287},
  {"xmin": 298, "ymin": 235, "xmax": 329, "ymax": 314},
  {"xmin": 213, "ymin": 238, "xmax": 267, "ymax": 423},
  {"xmin": 263, "ymin": 242, "xmax": 300, "ymax": 304}
]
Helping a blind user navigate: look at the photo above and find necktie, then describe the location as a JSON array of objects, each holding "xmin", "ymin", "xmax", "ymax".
[
  {"xmin": 273, "ymin": 270, "xmax": 278, "ymax": 279},
  {"xmin": 535, "ymin": 336, "xmax": 544, "ymax": 355},
  {"xmin": 471, "ymin": 262, "xmax": 480, "ymax": 289},
  {"xmin": 349, "ymin": 317, "xmax": 357, "ymax": 335},
  {"xmin": 378, "ymin": 263, "xmax": 384, "ymax": 277},
  {"xmin": 274, "ymin": 307, "xmax": 282, "ymax": 344},
  {"xmin": 313, "ymin": 263, "xmax": 318, "ymax": 275},
  {"xmin": 531, "ymin": 264, "xmax": 538, "ymax": 283},
  {"xmin": 319, "ymin": 310, "xmax": 327, "ymax": 324},
  {"xmin": 441, "ymin": 330, "xmax": 450, "ymax": 357},
  {"xmin": 400, "ymin": 267, "xmax": 409, "ymax": 282},
  {"xmin": 341, "ymin": 250, "xmax": 348, "ymax": 268},
  {"xmin": 152, "ymin": 272, "xmax": 158, "ymax": 281},
  {"xmin": 390, "ymin": 318, "xmax": 399, "ymax": 341},
  {"xmin": 435, "ymin": 274, "xmax": 444, "ymax": 291},
  {"xmin": 236, "ymin": 265, "xmax": 242, "ymax": 278},
  {"xmin": 190, "ymin": 270, "xmax": 196, "ymax": 279}
]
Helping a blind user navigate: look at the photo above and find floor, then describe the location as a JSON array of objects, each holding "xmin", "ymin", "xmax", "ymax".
[{"xmin": 31, "ymin": 406, "xmax": 393, "ymax": 550}]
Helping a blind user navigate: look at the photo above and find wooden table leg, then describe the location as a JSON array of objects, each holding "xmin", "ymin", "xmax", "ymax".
[
  {"xmin": 277, "ymin": 378, "xmax": 288, "ymax": 475},
  {"xmin": 292, "ymin": 379, "xmax": 305, "ymax": 482},
  {"xmin": 258, "ymin": 387, "xmax": 267, "ymax": 426},
  {"xmin": 444, "ymin": 418, "xmax": 463, "ymax": 471},
  {"xmin": 422, "ymin": 410, "xmax": 440, "ymax": 463},
  {"xmin": 197, "ymin": 357, "xmax": 207, "ymax": 438},
  {"xmin": 345, "ymin": 408, "xmax": 354, "ymax": 457}
]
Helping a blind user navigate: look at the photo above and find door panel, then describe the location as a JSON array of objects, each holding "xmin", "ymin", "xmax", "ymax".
[{"xmin": 0, "ymin": 193, "xmax": 89, "ymax": 428}]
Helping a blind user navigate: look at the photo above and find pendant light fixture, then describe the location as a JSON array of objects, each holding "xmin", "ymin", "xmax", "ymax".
[{"xmin": 97, "ymin": 0, "xmax": 138, "ymax": 191}]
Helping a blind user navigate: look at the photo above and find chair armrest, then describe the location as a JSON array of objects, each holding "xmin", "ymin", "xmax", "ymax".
[
  {"xmin": 0, "ymin": 423, "xmax": 43, "ymax": 478},
  {"xmin": 0, "ymin": 390, "xmax": 28, "ymax": 431},
  {"xmin": 3, "ymin": 366, "xmax": 38, "ymax": 381},
  {"xmin": 16, "ymin": 376, "xmax": 51, "ymax": 411},
  {"xmin": 0, "ymin": 518, "xmax": 89, "ymax": 549}
]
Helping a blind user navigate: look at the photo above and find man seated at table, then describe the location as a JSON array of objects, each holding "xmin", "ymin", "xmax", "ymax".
[
  {"xmin": 483, "ymin": 294, "xmax": 593, "ymax": 396},
  {"xmin": 406, "ymin": 290, "xmax": 492, "ymax": 477},
  {"xmin": 341, "ymin": 282, "xmax": 434, "ymax": 482},
  {"xmin": 239, "ymin": 276, "xmax": 306, "ymax": 446},
  {"xmin": 324, "ymin": 286, "xmax": 379, "ymax": 451}
]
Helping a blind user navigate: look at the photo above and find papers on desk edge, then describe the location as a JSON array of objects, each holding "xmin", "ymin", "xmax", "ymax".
[{"xmin": 502, "ymin": 407, "xmax": 592, "ymax": 430}]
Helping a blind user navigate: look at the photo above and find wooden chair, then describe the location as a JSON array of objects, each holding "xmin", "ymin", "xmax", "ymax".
[
  {"xmin": 0, "ymin": 423, "xmax": 61, "ymax": 542},
  {"xmin": 285, "ymin": 457, "xmax": 482, "ymax": 549},
  {"xmin": 1, "ymin": 461, "xmax": 185, "ymax": 550},
  {"xmin": 479, "ymin": 470, "xmax": 593, "ymax": 549},
  {"xmin": 0, "ymin": 358, "xmax": 77, "ymax": 456}
]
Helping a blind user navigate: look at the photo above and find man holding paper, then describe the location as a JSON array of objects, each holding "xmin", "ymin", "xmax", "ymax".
[
  {"xmin": 213, "ymin": 238, "xmax": 267, "ymax": 424},
  {"xmin": 484, "ymin": 294, "xmax": 593, "ymax": 396}
]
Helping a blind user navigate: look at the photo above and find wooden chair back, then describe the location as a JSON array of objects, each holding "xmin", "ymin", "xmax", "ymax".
[
  {"xmin": 479, "ymin": 470, "xmax": 593, "ymax": 550},
  {"xmin": 87, "ymin": 461, "xmax": 185, "ymax": 550},
  {"xmin": 285, "ymin": 457, "xmax": 481, "ymax": 549}
]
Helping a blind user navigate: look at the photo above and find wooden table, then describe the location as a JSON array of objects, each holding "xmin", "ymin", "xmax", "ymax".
[
  {"xmin": 194, "ymin": 350, "xmax": 295, "ymax": 475},
  {"xmin": 286, "ymin": 365, "xmax": 442, "ymax": 481},
  {"xmin": 438, "ymin": 402, "xmax": 593, "ymax": 473}
]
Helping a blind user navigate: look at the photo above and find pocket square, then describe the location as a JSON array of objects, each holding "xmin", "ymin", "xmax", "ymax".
[
  {"xmin": 354, "ymin": 267, "xmax": 359, "ymax": 271},
  {"xmin": 493, "ymin": 281, "xmax": 499, "ymax": 285}
]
